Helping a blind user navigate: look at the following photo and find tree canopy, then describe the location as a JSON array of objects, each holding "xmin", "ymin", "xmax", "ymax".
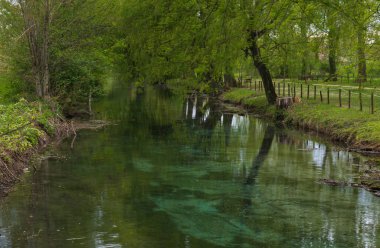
[{"xmin": 0, "ymin": 0, "xmax": 379, "ymax": 104}]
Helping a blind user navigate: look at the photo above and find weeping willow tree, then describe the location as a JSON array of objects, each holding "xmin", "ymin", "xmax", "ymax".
[{"xmin": 121, "ymin": 0, "xmax": 298, "ymax": 103}]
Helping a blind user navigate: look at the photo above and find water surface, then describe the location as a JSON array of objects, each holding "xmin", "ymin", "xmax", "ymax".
[{"xmin": 0, "ymin": 87, "xmax": 379, "ymax": 247}]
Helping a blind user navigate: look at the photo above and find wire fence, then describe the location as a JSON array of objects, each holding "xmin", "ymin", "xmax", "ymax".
[
  {"xmin": 296, "ymin": 74, "xmax": 377, "ymax": 85},
  {"xmin": 241, "ymin": 78, "xmax": 380, "ymax": 114},
  {"xmin": 241, "ymin": 74, "xmax": 380, "ymax": 86}
]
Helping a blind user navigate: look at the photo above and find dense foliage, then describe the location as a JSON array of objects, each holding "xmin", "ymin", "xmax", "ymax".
[
  {"xmin": 0, "ymin": 0, "xmax": 379, "ymax": 104},
  {"xmin": 120, "ymin": 0, "xmax": 380, "ymax": 102},
  {"xmin": 0, "ymin": 99, "xmax": 53, "ymax": 155},
  {"xmin": 0, "ymin": 0, "xmax": 122, "ymax": 104}
]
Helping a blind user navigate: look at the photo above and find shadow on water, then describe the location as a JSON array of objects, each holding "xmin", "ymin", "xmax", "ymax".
[
  {"xmin": 245, "ymin": 125, "xmax": 275, "ymax": 186},
  {"xmin": 241, "ymin": 125, "xmax": 275, "ymax": 220}
]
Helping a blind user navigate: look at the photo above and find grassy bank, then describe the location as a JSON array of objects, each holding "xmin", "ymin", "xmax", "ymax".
[
  {"xmin": 0, "ymin": 99, "xmax": 69, "ymax": 196},
  {"xmin": 221, "ymin": 89, "xmax": 276, "ymax": 118},
  {"xmin": 221, "ymin": 88, "xmax": 380, "ymax": 152}
]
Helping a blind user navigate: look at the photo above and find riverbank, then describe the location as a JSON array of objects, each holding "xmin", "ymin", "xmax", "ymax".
[
  {"xmin": 221, "ymin": 88, "xmax": 380, "ymax": 152},
  {"xmin": 0, "ymin": 99, "xmax": 72, "ymax": 197},
  {"xmin": 221, "ymin": 88, "xmax": 380, "ymax": 195}
]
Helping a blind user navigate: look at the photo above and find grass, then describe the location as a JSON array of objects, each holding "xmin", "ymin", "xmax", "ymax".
[
  {"xmin": 0, "ymin": 98, "xmax": 62, "ymax": 195},
  {"xmin": 287, "ymin": 102, "xmax": 380, "ymax": 151},
  {"xmin": 0, "ymin": 99, "xmax": 58, "ymax": 167},
  {"xmin": 0, "ymin": 76, "xmax": 58, "ymax": 156},
  {"xmin": 222, "ymin": 88, "xmax": 262, "ymax": 102},
  {"xmin": 0, "ymin": 98, "xmax": 62, "ymax": 186},
  {"xmin": 0, "ymin": 75, "xmax": 27, "ymax": 104},
  {"xmin": 222, "ymin": 88, "xmax": 276, "ymax": 118},
  {"xmin": 243, "ymin": 80, "xmax": 380, "ymax": 114},
  {"xmin": 222, "ymin": 87, "xmax": 380, "ymax": 152},
  {"xmin": 0, "ymin": 76, "xmax": 11, "ymax": 102}
]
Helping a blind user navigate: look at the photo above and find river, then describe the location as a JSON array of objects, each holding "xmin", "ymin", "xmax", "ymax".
[{"xmin": 0, "ymin": 86, "xmax": 379, "ymax": 247}]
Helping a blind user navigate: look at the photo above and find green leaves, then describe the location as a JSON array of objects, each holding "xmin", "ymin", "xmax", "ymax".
[{"xmin": 0, "ymin": 99, "xmax": 52, "ymax": 155}]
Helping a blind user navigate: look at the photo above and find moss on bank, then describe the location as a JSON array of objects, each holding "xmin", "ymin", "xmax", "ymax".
[{"xmin": 0, "ymin": 99, "xmax": 68, "ymax": 196}]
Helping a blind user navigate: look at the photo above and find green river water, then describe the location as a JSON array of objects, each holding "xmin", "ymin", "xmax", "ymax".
[{"xmin": 0, "ymin": 87, "xmax": 379, "ymax": 247}]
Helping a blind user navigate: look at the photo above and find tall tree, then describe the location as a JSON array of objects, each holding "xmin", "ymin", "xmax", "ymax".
[
  {"xmin": 328, "ymin": 0, "xmax": 379, "ymax": 82},
  {"xmin": 326, "ymin": 7, "xmax": 339, "ymax": 81},
  {"xmin": 18, "ymin": 0, "xmax": 52, "ymax": 98},
  {"xmin": 0, "ymin": 0, "xmax": 120, "ymax": 102},
  {"xmin": 239, "ymin": 0, "xmax": 294, "ymax": 103}
]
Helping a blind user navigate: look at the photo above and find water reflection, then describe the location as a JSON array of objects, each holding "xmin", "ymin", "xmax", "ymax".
[
  {"xmin": 0, "ymin": 87, "xmax": 378, "ymax": 248},
  {"xmin": 245, "ymin": 125, "xmax": 275, "ymax": 186}
]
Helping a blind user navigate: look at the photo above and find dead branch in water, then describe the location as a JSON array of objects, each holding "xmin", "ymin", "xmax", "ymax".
[{"xmin": 70, "ymin": 120, "xmax": 77, "ymax": 149}]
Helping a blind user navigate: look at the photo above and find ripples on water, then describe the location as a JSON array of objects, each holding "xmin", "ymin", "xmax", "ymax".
[{"xmin": 0, "ymin": 87, "xmax": 379, "ymax": 247}]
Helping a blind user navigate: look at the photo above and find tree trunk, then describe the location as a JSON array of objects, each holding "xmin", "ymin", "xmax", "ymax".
[
  {"xmin": 248, "ymin": 31, "xmax": 277, "ymax": 104},
  {"xmin": 42, "ymin": 0, "xmax": 50, "ymax": 98},
  {"xmin": 328, "ymin": 54, "xmax": 337, "ymax": 81},
  {"xmin": 300, "ymin": 9, "xmax": 308, "ymax": 80},
  {"xmin": 357, "ymin": 28, "xmax": 367, "ymax": 83},
  {"xmin": 327, "ymin": 11, "xmax": 338, "ymax": 81},
  {"xmin": 223, "ymin": 74, "xmax": 237, "ymax": 88},
  {"xmin": 18, "ymin": 0, "xmax": 50, "ymax": 99},
  {"xmin": 327, "ymin": 30, "xmax": 338, "ymax": 81}
]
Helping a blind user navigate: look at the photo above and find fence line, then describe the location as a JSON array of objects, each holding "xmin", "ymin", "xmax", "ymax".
[{"xmin": 244, "ymin": 80, "xmax": 378, "ymax": 114}]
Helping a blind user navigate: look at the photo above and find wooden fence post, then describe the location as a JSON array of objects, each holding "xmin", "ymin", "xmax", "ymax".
[
  {"xmin": 359, "ymin": 92, "xmax": 363, "ymax": 111},
  {"xmin": 348, "ymin": 90, "xmax": 351, "ymax": 109},
  {"xmin": 255, "ymin": 80, "xmax": 257, "ymax": 91},
  {"xmin": 301, "ymin": 84, "xmax": 303, "ymax": 98},
  {"xmin": 314, "ymin": 85, "xmax": 317, "ymax": 100},
  {"xmin": 283, "ymin": 82, "xmax": 285, "ymax": 96},
  {"xmin": 327, "ymin": 88, "xmax": 330, "ymax": 104},
  {"xmin": 320, "ymin": 91, "xmax": 323, "ymax": 102},
  {"xmin": 288, "ymin": 84, "xmax": 290, "ymax": 96},
  {"xmin": 307, "ymin": 84, "xmax": 310, "ymax": 99},
  {"xmin": 371, "ymin": 92, "xmax": 374, "ymax": 114},
  {"xmin": 339, "ymin": 89, "xmax": 342, "ymax": 107}
]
